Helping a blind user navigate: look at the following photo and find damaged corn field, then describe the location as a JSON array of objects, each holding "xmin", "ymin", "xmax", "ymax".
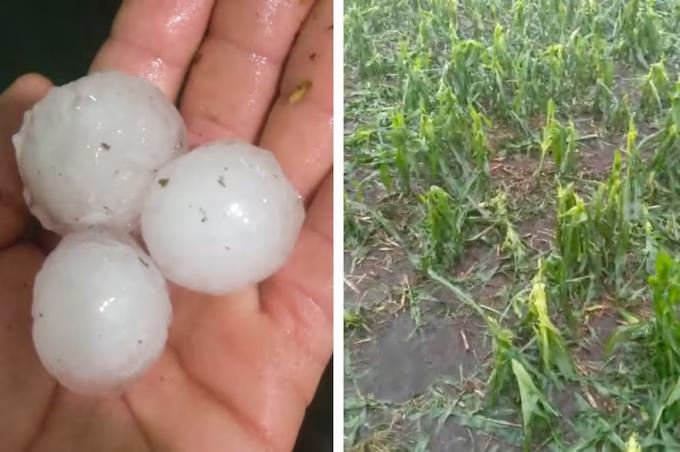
[{"xmin": 344, "ymin": 0, "xmax": 680, "ymax": 450}]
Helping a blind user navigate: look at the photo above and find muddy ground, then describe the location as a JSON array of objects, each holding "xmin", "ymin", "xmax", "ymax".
[{"xmin": 344, "ymin": 139, "xmax": 628, "ymax": 451}]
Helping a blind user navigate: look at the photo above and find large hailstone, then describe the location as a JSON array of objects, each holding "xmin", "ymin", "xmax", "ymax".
[
  {"xmin": 32, "ymin": 230, "xmax": 172, "ymax": 395},
  {"xmin": 13, "ymin": 71, "xmax": 186, "ymax": 234},
  {"xmin": 141, "ymin": 141, "xmax": 305, "ymax": 295}
]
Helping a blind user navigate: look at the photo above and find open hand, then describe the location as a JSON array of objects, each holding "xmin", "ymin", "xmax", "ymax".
[{"xmin": 0, "ymin": 1, "xmax": 333, "ymax": 451}]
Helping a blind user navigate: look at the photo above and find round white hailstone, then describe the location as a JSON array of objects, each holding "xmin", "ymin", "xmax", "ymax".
[
  {"xmin": 140, "ymin": 140, "xmax": 305, "ymax": 295},
  {"xmin": 13, "ymin": 70, "xmax": 186, "ymax": 234},
  {"xmin": 32, "ymin": 230, "xmax": 172, "ymax": 395}
]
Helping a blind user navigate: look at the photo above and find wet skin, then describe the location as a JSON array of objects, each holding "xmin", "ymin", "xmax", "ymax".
[{"xmin": 0, "ymin": 1, "xmax": 333, "ymax": 451}]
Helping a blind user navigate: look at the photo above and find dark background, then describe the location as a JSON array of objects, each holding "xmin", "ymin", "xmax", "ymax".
[{"xmin": 0, "ymin": 2, "xmax": 332, "ymax": 451}]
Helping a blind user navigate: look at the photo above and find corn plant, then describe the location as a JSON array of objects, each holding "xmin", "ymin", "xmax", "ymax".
[
  {"xmin": 389, "ymin": 108, "xmax": 413, "ymax": 193},
  {"xmin": 538, "ymin": 99, "xmax": 557, "ymax": 175},
  {"xmin": 511, "ymin": 358, "xmax": 558, "ymax": 449},
  {"xmin": 592, "ymin": 39, "xmax": 616, "ymax": 120},
  {"xmin": 608, "ymin": 251, "xmax": 680, "ymax": 382},
  {"xmin": 512, "ymin": 50, "xmax": 543, "ymax": 120},
  {"xmin": 610, "ymin": 94, "xmax": 634, "ymax": 130},
  {"xmin": 461, "ymin": 0, "xmax": 486, "ymax": 38},
  {"xmin": 643, "ymin": 207, "xmax": 659, "ymax": 274},
  {"xmin": 651, "ymin": 78, "xmax": 680, "ymax": 191},
  {"xmin": 544, "ymin": 44, "xmax": 566, "ymax": 101},
  {"xmin": 418, "ymin": 108, "xmax": 440, "ymax": 184},
  {"xmin": 648, "ymin": 251, "xmax": 680, "ymax": 379},
  {"xmin": 641, "ymin": 60, "xmax": 670, "ymax": 117},
  {"xmin": 635, "ymin": 0, "xmax": 662, "ymax": 66},
  {"xmin": 468, "ymin": 105, "xmax": 492, "ymax": 177},
  {"xmin": 487, "ymin": 317, "xmax": 517, "ymax": 404},
  {"xmin": 431, "ymin": 0, "xmax": 459, "ymax": 32},
  {"xmin": 449, "ymin": 39, "xmax": 487, "ymax": 105},
  {"xmin": 590, "ymin": 150, "xmax": 634, "ymax": 291},
  {"xmin": 538, "ymin": 99, "xmax": 578, "ymax": 176},
  {"xmin": 399, "ymin": 41, "xmax": 433, "ymax": 111},
  {"xmin": 670, "ymin": 77, "xmax": 680, "ymax": 128},
  {"xmin": 345, "ymin": 194, "xmax": 369, "ymax": 249},
  {"xmin": 623, "ymin": 117, "xmax": 644, "ymax": 226},
  {"xmin": 593, "ymin": 78, "xmax": 615, "ymax": 122},
  {"xmin": 553, "ymin": 184, "xmax": 598, "ymax": 309},
  {"xmin": 524, "ymin": 260, "xmax": 574, "ymax": 379},
  {"xmin": 431, "ymin": 85, "xmax": 481, "ymax": 183},
  {"xmin": 576, "ymin": 121, "xmax": 642, "ymax": 294},
  {"xmin": 487, "ymin": 23, "xmax": 513, "ymax": 116},
  {"xmin": 420, "ymin": 186, "xmax": 467, "ymax": 270},
  {"xmin": 616, "ymin": 0, "xmax": 662, "ymax": 67},
  {"xmin": 566, "ymin": 32, "xmax": 595, "ymax": 90},
  {"xmin": 489, "ymin": 192, "xmax": 526, "ymax": 269}
]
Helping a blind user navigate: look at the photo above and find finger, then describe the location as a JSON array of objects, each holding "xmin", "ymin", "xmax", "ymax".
[
  {"xmin": 0, "ymin": 74, "xmax": 53, "ymax": 249},
  {"xmin": 90, "ymin": 0, "xmax": 215, "ymax": 100},
  {"xmin": 0, "ymin": 243, "xmax": 55, "ymax": 452},
  {"xmin": 259, "ymin": 0, "xmax": 333, "ymax": 200},
  {"xmin": 179, "ymin": 0, "xmax": 317, "ymax": 146},
  {"xmin": 167, "ymin": 172, "xmax": 333, "ymax": 451},
  {"xmin": 28, "ymin": 390, "xmax": 150, "ymax": 452},
  {"xmin": 126, "ymin": 349, "xmax": 266, "ymax": 452},
  {"xmin": 262, "ymin": 171, "xmax": 333, "ymax": 325}
]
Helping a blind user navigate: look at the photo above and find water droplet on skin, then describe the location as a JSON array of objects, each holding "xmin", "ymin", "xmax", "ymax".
[{"xmin": 140, "ymin": 57, "xmax": 167, "ymax": 82}]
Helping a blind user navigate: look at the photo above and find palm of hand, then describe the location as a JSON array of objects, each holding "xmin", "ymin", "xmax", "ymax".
[{"xmin": 0, "ymin": 1, "xmax": 333, "ymax": 451}]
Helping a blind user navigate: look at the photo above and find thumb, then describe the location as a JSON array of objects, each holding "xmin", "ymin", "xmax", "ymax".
[{"xmin": 0, "ymin": 74, "xmax": 53, "ymax": 249}]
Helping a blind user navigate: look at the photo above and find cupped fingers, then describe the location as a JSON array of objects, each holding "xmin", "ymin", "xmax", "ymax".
[
  {"xmin": 258, "ymin": 0, "xmax": 333, "ymax": 201},
  {"xmin": 0, "ymin": 243, "xmax": 55, "ymax": 452},
  {"xmin": 179, "ymin": 0, "xmax": 318, "ymax": 146},
  {"xmin": 0, "ymin": 74, "xmax": 53, "ymax": 249},
  {"xmin": 90, "ymin": 0, "xmax": 215, "ymax": 100}
]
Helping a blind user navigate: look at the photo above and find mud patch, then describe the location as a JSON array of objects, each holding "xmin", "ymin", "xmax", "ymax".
[
  {"xmin": 578, "ymin": 309, "xmax": 620, "ymax": 363},
  {"xmin": 579, "ymin": 135, "xmax": 620, "ymax": 178},
  {"xmin": 354, "ymin": 313, "xmax": 487, "ymax": 402},
  {"xmin": 345, "ymin": 248, "xmax": 415, "ymax": 311},
  {"xmin": 517, "ymin": 214, "xmax": 555, "ymax": 253},
  {"xmin": 432, "ymin": 422, "xmax": 519, "ymax": 452}
]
